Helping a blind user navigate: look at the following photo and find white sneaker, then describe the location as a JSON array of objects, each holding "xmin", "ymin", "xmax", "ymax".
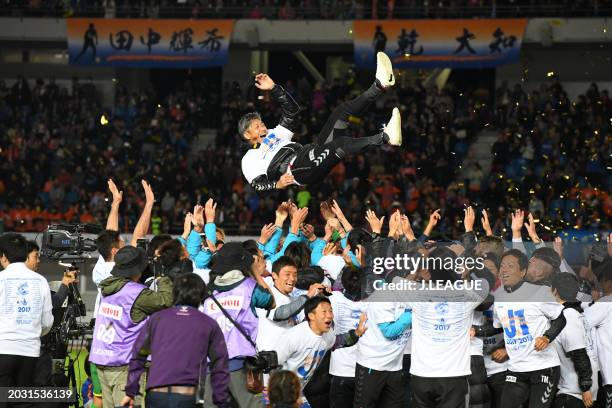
[
  {"xmin": 375, "ymin": 52, "xmax": 395, "ymax": 88},
  {"xmin": 383, "ymin": 107, "xmax": 402, "ymax": 146}
]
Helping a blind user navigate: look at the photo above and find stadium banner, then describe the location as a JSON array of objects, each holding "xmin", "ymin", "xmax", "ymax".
[
  {"xmin": 67, "ymin": 19, "xmax": 233, "ymax": 68},
  {"xmin": 353, "ymin": 19, "xmax": 527, "ymax": 69}
]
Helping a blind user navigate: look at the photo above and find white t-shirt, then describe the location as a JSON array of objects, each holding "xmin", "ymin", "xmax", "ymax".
[
  {"xmin": 318, "ymin": 255, "xmax": 346, "ymax": 281},
  {"xmin": 241, "ymin": 125, "xmax": 295, "ymax": 184},
  {"xmin": 470, "ymin": 311, "xmax": 485, "ymax": 356},
  {"xmin": 256, "ymin": 284, "xmax": 299, "ymax": 350},
  {"xmin": 92, "ymin": 255, "xmax": 114, "ymax": 317},
  {"xmin": 492, "ymin": 283, "xmax": 563, "ymax": 373},
  {"xmin": 276, "ymin": 321, "xmax": 336, "ymax": 387},
  {"xmin": 329, "ymin": 292, "xmax": 367, "ymax": 377},
  {"xmin": 356, "ymin": 302, "xmax": 411, "ymax": 372},
  {"xmin": 555, "ymin": 307, "xmax": 599, "ymax": 401},
  {"xmin": 193, "ymin": 267, "xmax": 211, "ymax": 285},
  {"xmin": 0, "ymin": 263, "xmax": 54, "ymax": 357},
  {"xmin": 482, "ymin": 306, "xmax": 508, "ymax": 376},
  {"xmin": 409, "ymin": 300, "xmax": 481, "ymax": 377},
  {"xmin": 584, "ymin": 295, "xmax": 612, "ymax": 385}
]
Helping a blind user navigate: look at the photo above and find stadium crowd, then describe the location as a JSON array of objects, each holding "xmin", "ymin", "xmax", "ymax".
[
  {"xmin": 0, "ymin": 74, "xmax": 610, "ymax": 240},
  {"xmin": 0, "ymin": 178, "xmax": 611, "ymax": 408},
  {"xmin": 1, "ymin": 0, "xmax": 611, "ymax": 19}
]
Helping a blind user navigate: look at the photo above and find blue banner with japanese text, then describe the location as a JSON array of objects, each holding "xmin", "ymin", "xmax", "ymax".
[
  {"xmin": 354, "ymin": 19, "xmax": 527, "ymax": 69},
  {"xmin": 67, "ymin": 19, "xmax": 233, "ymax": 68}
]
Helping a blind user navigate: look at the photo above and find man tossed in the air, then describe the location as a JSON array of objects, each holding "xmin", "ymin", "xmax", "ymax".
[{"xmin": 240, "ymin": 52, "xmax": 401, "ymax": 192}]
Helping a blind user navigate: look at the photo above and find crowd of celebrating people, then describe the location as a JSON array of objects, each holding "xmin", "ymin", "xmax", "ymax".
[
  {"xmin": 1, "ymin": 72, "xmax": 609, "ymax": 240},
  {"xmin": 1, "ymin": 175, "xmax": 611, "ymax": 408}
]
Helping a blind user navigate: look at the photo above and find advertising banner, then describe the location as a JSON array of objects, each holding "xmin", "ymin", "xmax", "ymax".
[
  {"xmin": 353, "ymin": 19, "xmax": 527, "ymax": 69},
  {"xmin": 67, "ymin": 19, "xmax": 234, "ymax": 68}
]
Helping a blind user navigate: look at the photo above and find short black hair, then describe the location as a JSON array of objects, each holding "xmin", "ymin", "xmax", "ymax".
[
  {"xmin": 551, "ymin": 273, "xmax": 580, "ymax": 302},
  {"xmin": 242, "ymin": 240, "xmax": 260, "ymax": 257},
  {"xmin": 477, "ymin": 236, "xmax": 504, "ymax": 258},
  {"xmin": 26, "ymin": 240, "xmax": 39, "ymax": 255},
  {"xmin": 428, "ymin": 247, "xmax": 459, "ymax": 283},
  {"xmin": 531, "ymin": 247, "xmax": 561, "ymax": 271},
  {"xmin": 341, "ymin": 266, "xmax": 363, "ymax": 298},
  {"xmin": 147, "ymin": 234, "xmax": 173, "ymax": 259},
  {"xmin": 238, "ymin": 112, "xmax": 262, "ymax": 137},
  {"xmin": 267, "ymin": 370, "xmax": 300, "ymax": 408},
  {"xmin": 173, "ymin": 273, "xmax": 206, "ymax": 308},
  {"xmin": 304, "ymin": 296, "xmax": 331, "ymax": 321},
  {"xmin": 157, "ymin": 239, "xmax": 184, "ymax": 268},
  {"xmin": 284, "ymin": 241, "xmax": 311, "ymax": 270},
  {"xmin": 96, "ymin": 230, "xmax": 121, "ymax": 261},
  {"xmin": 272, "ymin": 256, "xmax": 297, "ymax": 274},
  {"xmin": 347, "ymin": 228, "xmax": 372, "ymax": 252},
  {"xmin": 0, "ymin": 233, "xmax": 28, "ymax": 263},
  {"xmin": 501, "ymin": 249, "xmax": 529, "ymax": 271}
]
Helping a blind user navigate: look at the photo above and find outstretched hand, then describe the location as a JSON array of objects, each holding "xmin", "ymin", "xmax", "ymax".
[
  {"xmin": 481, "ymin": 209, "xmax": 493, "ymax": 236},
  {"xmin": 142, "ymin": 180, "xmax": 154, "ymax": 206},
  {"xmin": 365, "ymin": 209, "xmax": 384, "ymax": 235},
  {"xmin": 254, "ymin": 73, "xmax": 275, "ymax": 91},
  {"xmin": 108, "ymin": 179, "xmax": 123, "ymax": 205}
]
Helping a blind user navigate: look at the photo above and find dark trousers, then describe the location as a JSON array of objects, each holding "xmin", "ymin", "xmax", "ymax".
[
  {"xmin": 596, "ymin": 384, "xmax": 612, "ymax": 408},
  {"xmin": 500, "ymin": 366, "xmax": 560, "ymax": 408},
  {"xmin": 354, "ymin": 363, "xmax": 405, "ymax": 408},
  {"xmin": 411, "ymin": 375, "xmax": 469, "ymax": 408},
  {"xmin": 553, "ymin": 394, "xmax": 587, "ymax": 408},
  {"xmin": 486, "ymin": 371, "xmax": 506, "ymax": 408},
  {"xmin": 0, "ymin": 354, "xmax": 38, "ymax": 408},
  {"xmin": 402, "ymin": 354, "xmax": 413, "ymax": 408},
  {"xmin": 330, "ymin": 376, "xmax": 355, "ymax": 408},
  {"xmin": 291, "ymin": 83, "xmax": 385, "ymax": 185},
  {"xmin": 146, "ymin": 391, "xmax": 196, "ymax": 408},
  {"xmin": 468, "ymin": 356, "xmax": 491, "ymax": 408}
]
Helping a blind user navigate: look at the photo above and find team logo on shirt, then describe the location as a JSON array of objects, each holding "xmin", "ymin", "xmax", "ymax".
[
  {"xmin": 435, "ymin": 302, "xmax": 449, "ymax": 315},
  {"xmin": 501, "ymin": 308, "xmax": 533, "ymax": 350},
  {"xmin": 261, "ymin": 133, "xmax": 281, "ymax": 156}
]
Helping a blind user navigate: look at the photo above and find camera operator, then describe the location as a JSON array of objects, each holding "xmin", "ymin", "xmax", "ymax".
[
  {"xmin": 202, "ymin": 242, "xmax": 275, "ymax": 408},
  {"xmin": 0, "ymin": 233, "xmax": 54, "ymax": 393},
  {"xmin": 154, "ymin": 239, "xmax": 193, "ymax": 281},
  {"xmin": 25, "ymin": 241, "xmax": 80, "ymax": 390},
  {"xmin": 89, "ymin": 246, "xmax": 173, "ymax": 408},
  {"xmin": 121, "ymin": 273, "xmax": 230, "ymax": 408},
  {"xmin": 92, "ymin": 179, "xmax": 155, "ymax": 317}
]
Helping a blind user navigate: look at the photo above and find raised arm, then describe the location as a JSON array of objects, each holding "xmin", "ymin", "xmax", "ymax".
[
  {"xmin": 130, "ymin": 180, "xmax": 155, "ymax": 246},
  {"xmin": 106, "ymin": 179, "xmax": 123, "ymax": 231},
  {"xmin": 255, "ymin": 73, "xmax": 301, "ymax": 132}
]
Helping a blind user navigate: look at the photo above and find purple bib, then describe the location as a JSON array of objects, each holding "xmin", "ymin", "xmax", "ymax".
[
  {"xmin": 202, "ymin": 278, "xmax": 258, "ymax": 359},
  {"xmin": 89, "ymin": 281, "xmax": 147, "ymax": 366}
]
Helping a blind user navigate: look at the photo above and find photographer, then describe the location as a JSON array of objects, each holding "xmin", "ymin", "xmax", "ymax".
[
  {"xmin": 202, "ymin": 242, "xmax": 275, "ymax": 408},
  {"xmin": 121, "ymin": 273, "xmax": 230, "ymax": 408},
  {"xmin": 156, "ymin": 239, "xmax": 193, "ymax": 279},
  {"xmin": 89, "ymin": 246, "xmax": 173, "ymax": 408},
  {"xmin": 0, "ymin": 233, "xmax": 54, "ymax": 391},
  {"xmin": 26, "ymin": 240, "xmax": 80, "ymax": 390}
]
